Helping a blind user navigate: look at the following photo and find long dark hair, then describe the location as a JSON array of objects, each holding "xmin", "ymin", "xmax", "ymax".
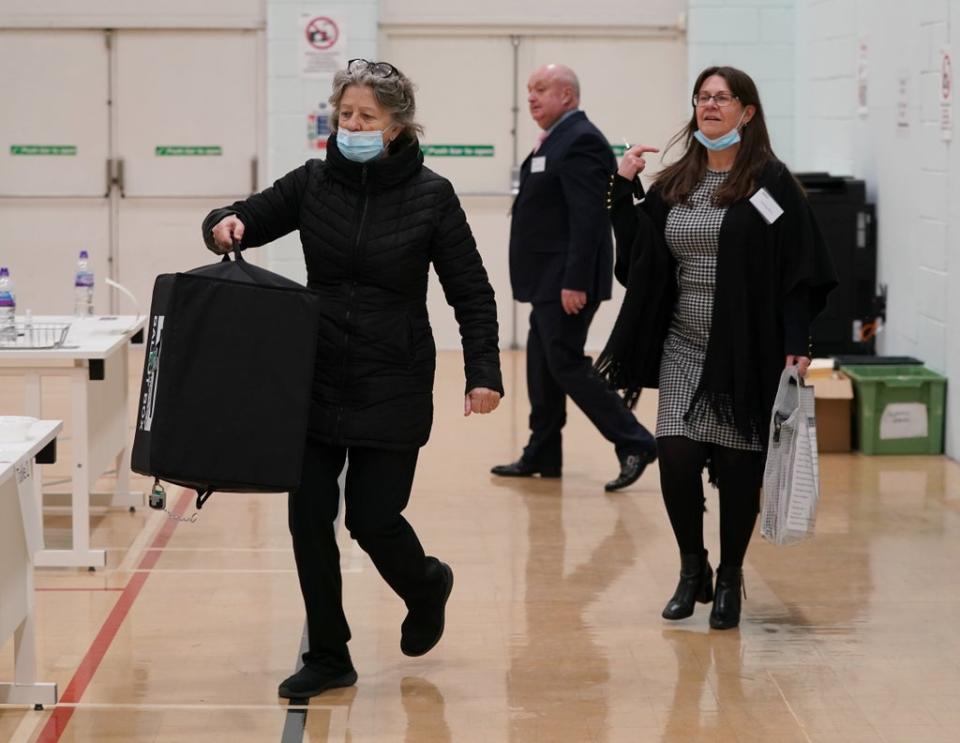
[{"xmin": 655, "ymin": 66, "xmax": 775, "ymax": 206}]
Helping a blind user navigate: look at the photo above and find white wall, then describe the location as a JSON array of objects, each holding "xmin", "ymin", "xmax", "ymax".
[
  {"xmin": 379, "ymin": 0, "xmax": 684, "ymax": 27},
  {"xmin": 0, "ymin": 0, "xmax": 262, "ymax": 27},
  {"xmin": 794, "ymin": 0, "xmax": 959, "ymax": 459}
]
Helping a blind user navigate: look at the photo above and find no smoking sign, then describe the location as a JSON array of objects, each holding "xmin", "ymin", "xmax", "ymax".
[
  {"xmin": 305, "ymin": 16, "xmax": 338, "ymax": 50},
  {"xmin": 300, "ymin": 12, "xmax": 346, "ymax": 78}
]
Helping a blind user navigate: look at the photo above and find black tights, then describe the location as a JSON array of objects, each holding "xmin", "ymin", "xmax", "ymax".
[{"xmin": 657, "ymin": 436, "xmax": 763, "ymax": 568}]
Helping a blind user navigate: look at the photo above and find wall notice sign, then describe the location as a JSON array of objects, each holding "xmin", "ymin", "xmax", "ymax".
[
  {"xmin": 10, "ymin": 145, "xmax": 77, "ymax": 156},
  {"xmin": 941, "ymin": 48, "xmax": 953, "ymax": 142},
  {"xmin": 155, "ymin": 146, "xmax": 222, "ymax": 156},
  {"xmin": 856, "ymin": 38, "xmax": 869, "ymax": 117},
  {"xmin": 300, "ymin": 14, "xmax": 346, "ymax": 78},
  {"xmin": 896, "ymin": 70, "xmax": 911, "ymax": 134},
  {"xmin": 421, "ymin": 144, "xmax": 494, "ymax": 157},
  {"xmin": 880, "ymin": 403, "xmax": 928, "ymax": 440},
  {"xmin": 308, "ymin": 103, "xmax": 332, "ymax": 151}
]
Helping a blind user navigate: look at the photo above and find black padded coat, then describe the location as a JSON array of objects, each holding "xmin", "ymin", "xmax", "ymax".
[{"xmin": 202, "ymin": 135, "xmax": 503, "ymax": 450}]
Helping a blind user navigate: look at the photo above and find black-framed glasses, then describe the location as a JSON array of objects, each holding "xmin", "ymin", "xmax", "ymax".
[
  {"xmin": 693, "ymin": 93, "xmax": 739, "ymax": 108},
  {"xmin": 347, "ymin": 59, "xmax": 399, "ymax": 78}
]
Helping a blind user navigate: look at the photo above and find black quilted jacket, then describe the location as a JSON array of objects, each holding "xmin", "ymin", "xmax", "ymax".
[{"xmin": 202, "ymin": 135, "xmax": 503, "ymax": 450}]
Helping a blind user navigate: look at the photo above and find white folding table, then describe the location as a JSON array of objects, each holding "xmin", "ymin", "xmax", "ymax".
[
  {"xmin": 0, "ymin": 315, "xmax": 146, "ymax": 568},
  {"xmin": 0, "ymin": 420, "xmax": 61, "ymax": 707}
]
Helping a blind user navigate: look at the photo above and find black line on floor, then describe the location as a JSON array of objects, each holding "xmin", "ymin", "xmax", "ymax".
[{"xmin": 280, "ymin": 620, "xmax": 310, "ymax": 743}]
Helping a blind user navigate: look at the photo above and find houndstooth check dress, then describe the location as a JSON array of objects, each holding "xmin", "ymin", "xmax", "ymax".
[{"xmin": 655, "ymin": 169, "xmax": 763, "ymax": 451}]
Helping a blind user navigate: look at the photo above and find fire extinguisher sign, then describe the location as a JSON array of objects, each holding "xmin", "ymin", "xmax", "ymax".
[{"xmin": 300, "ymin": 14, "xmax": 347, "ymax": 78}]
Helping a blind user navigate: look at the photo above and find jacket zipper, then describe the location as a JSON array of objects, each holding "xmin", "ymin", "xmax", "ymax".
[{"xmin": 335, "ymin": 165, "xmax": 369, "ymax": 443}]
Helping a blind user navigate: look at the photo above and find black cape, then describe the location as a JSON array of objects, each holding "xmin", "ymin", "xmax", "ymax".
[{"xmin": 596, "ymin": 159, "xmax": 838, "ymax": 445}]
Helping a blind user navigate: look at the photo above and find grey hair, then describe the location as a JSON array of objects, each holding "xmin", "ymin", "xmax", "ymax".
[{"xmin": 328, "ymin": 64, "xmax": 424, "ymax": 139}]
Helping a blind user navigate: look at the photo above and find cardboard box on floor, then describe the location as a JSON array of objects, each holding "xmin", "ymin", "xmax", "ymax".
[{"xmin": 807, "ymin": 364, "xmax": 854, "ymax": 453}]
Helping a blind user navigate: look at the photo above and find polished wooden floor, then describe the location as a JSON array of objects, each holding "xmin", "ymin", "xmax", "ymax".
[{"xmin": 2, "ymin": 349, "xmax": 959, "ymax": 742}]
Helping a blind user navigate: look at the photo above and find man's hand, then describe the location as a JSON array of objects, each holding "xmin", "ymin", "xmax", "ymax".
[
  {"xmin": 561, "ymin": 289, "xmax": 587, "ymax": 315},
  {"xmin": 211, "ymin": 215, "xmax": 245, "ymax": 254},
  {"xmin": 464, "ymin": 387, "xmax": 501, "ymax": 416},
  {"xmin": 617, "ymin": 144, "xmax": 660, "ymax": 181},
  {"xmin": 785, "ymin": 355, "xmax": 811, "ymax": 378}
]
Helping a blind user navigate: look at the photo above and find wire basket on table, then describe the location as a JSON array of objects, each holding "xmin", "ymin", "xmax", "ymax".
[{"xmin": 0, "ymin": 322, "xmax": 72, "ymax": 350}]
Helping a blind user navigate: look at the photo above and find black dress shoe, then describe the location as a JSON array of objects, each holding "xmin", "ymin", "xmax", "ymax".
[
  {"xmin": 401, "ymin": 558, "xmax": 454, "ymax": 657},
  {"xmin": 491, "ymin": 459, "xmax": 561, "ymax": 478},
  {"xmin": 710, "ymin": 565, "xmax": 744, "ymax": 630},
  {"xmin": 604, "ymin": 448, "xmax": 657, "ymax": 491},
  {"xmin": 662, "ymin": 550, "xmax": 714, "ymax": 620},
  {"xmin": 278, "ymin": 663, "xmax": 357, "ymax": 699}
]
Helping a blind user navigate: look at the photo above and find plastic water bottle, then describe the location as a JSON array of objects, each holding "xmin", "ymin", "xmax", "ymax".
[
  {"xmin": 74, "ymin": 250, "xmax": 94, "ymax": 316},
  {"xmin": 0, "ymin": 267, "xmax": 16, "ymax": 342}
]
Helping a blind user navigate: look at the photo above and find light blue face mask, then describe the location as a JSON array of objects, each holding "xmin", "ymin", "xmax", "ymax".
[
  {"xmin": 693, "ymin": 112, "xmax": 747, "ymax": 152},
  {"xmin": 336, "ymin": 129, "xmax": 384, "ymax": 163}
]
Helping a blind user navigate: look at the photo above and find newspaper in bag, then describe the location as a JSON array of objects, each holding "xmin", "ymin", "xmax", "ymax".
[{"xmin": 761, "ymin": 366, "xmax": 820, "ymax": 545}]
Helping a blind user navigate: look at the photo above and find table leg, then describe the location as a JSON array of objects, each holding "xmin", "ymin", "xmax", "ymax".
[
  {"xmin": 0, "ymin": 464, "xmax": 58, "ymax": 707},
  {"xmin": 33, "ymin": 368, "xmax": 106, "ymax": 568},
  {"xmin": 12, "ymin": 572, "xmax": 37, "ymax": 686},
  {"xmin": 115, "ymin": 447, "xmax": 133, "ymax": 507},
  {"xmin": 24, "ymin": 373, "xmax": 44, "ymax": 512},
  {"xmin": 24, "ymin": 372, "xmax": 41, "ymax": 417},
  {"xmin": 71, "ymin": 368, "xmax": 91, "ymax": 556}
]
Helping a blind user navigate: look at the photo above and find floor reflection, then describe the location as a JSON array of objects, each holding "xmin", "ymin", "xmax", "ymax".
[
  {"xmin": 401, "ymin": 676, "xmax": 451, "ymax": 743},
  {"xmin": 661, "ymin": 629, "xmax": 743, "ymax": 742},
  {"xmin": 507, "ymin": 489, "xmax": 639, "ymax": 742}
]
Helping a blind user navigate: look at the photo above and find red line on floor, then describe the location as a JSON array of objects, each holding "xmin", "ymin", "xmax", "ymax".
[{"xmin": 35, "ymin": 490, "xmax": 192, "ymax": 743}]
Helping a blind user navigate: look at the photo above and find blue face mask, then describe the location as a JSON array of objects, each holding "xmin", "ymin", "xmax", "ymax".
[
  {"xmin": 336, "ymin": 129, "xmax": 384, "ymax": 162},
  {"xmin": 693, "ymin": 112, "xmax": 746, "ymax": 151}
]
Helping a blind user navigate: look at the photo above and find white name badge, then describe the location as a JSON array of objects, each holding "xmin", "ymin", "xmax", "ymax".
[
  {"xmin": 749, "ymin": 187, "xmax": 784, "ymax": 224},
  {"xmin": 531, "ymin": 156, "xmax": 546, "ymax": 173}
]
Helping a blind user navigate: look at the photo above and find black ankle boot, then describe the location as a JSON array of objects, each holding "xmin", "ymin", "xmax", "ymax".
[
  {"xmin": 710, "ymin": 565, "xmax": 744, "ymax": 630},
  {"xmin": 662, "ymin": 551, "xmax": 714, "ymax": 620}
]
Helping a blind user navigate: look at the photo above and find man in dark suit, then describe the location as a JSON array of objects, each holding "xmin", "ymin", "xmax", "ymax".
[{"xmin": 492, "ymin": 64, "xmax": 657, "ymax": 491}]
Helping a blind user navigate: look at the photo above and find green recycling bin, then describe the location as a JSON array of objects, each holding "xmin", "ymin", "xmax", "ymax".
[{"xmin": 842, "ymin": 365, "xmax": 947, "ymax": 455}]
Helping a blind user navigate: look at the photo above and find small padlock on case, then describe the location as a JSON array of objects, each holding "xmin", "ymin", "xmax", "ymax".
[{"xmin": 149, "ymin": 478, "xmax": 166, "ymax": 510}]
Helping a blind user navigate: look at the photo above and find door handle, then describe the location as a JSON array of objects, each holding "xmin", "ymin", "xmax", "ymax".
[
  {"xmin": 250, "ymin": 157, "xmax": 258, "ymax": 194},
  {"xmin": 116, "ymin": 158, "xmax": 125, "ymax": 198},
  {"xmin": 105, "ymin": 158, "xmax": 126, "ymax": 197}
]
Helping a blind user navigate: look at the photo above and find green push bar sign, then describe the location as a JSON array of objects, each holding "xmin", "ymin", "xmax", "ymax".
[
  {"xmin": 11, "ymin": 145, "xmax": 77, "ymax": 155},
  {"xmin": 422, "ymin": 144, "xmax": 494, "ymax": 157},
  {"xmin": 155, "ymin": 146, "xmax": 223, "ymax": 156}
]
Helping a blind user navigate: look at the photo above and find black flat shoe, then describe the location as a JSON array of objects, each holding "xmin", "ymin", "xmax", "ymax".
[
  {"xmin": 401, "ymin": 558, "xmax": 454, "ymax": 657},
  {"xmin": 605, "ymin": 448, "xmax": 657, "ymax": 491},
  {"xmin": 491, "ymin": 459, "xmax": 561, "ymax": 478},
  {"xmin": 710, "ymin": 565, "xmax": 745, "ymax": 630},
  {"xmin": 662, "ymin": 551, "xmax": 714, "ymax": 620},
  {"xmin": 278, "ymin": 664, "xmax": 357, "ymax": 699}
]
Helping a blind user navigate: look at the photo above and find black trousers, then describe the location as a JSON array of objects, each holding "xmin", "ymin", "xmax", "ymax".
[
  {"xmin": 522, "ymin": 301, "xmax": 655, "ymax": 469},
  {"xmin": 656, "ymin": 436, "xmax": 764, "ymax": 568},
  {"xmin": 288, "ymin": 433, "xmax": 433, "ymax": 668}
]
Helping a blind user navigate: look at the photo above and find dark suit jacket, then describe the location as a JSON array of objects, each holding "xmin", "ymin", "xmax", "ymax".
[{"xmin": 509, "ymin": 111, "xmax": 615, "ymax": 304}]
